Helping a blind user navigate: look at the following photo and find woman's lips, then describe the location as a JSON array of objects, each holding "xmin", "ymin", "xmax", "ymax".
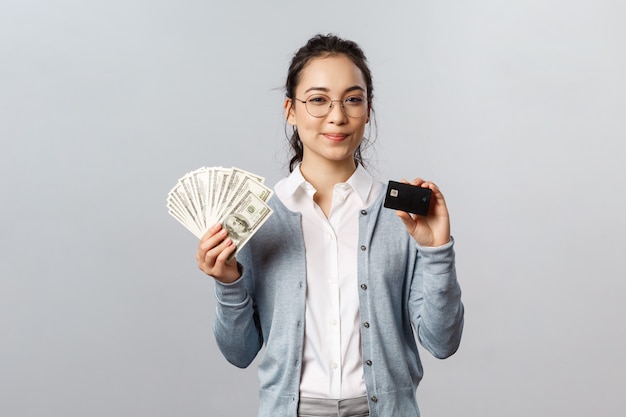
[{"xmin": 323, "ymin": 133, "xmax": 348, "ymax": 141}]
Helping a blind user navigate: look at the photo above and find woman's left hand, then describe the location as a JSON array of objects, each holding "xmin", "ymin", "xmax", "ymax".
[{"xmin": 395, "ymin": 178, "xmax": 451, "ymax": 247}]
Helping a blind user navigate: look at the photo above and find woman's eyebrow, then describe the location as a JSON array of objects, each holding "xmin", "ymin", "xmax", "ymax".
[{"xmin": 303, "ymin": 85, "xmax": 366, "ymax": 94}]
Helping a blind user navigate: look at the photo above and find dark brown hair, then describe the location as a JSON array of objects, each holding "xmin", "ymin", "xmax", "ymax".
[{"xmin": 285, "ymin": 34, "xmax": 375, "ymax": 172}]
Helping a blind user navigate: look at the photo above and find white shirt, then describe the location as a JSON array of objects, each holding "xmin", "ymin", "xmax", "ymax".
[{"xmin": 274, "ymin": 164, "xmax": 382, "ymax": 399}]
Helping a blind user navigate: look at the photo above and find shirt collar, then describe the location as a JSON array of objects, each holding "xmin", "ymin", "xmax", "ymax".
[{"xmin": 282, "ymin": 163, "xmax": 374, "ymax": 204}]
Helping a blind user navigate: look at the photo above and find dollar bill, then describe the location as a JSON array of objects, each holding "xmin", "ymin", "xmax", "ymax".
[
  {"xmin": 209, "ymin": 167, "xmax": 232, "ymax": 226},
  {"xmin": 167, "ymin": 179, "xmax": 203, "ymax": 237},
  {"xmin": 215, "ymin": 174, "xmax": 272, "ymax": 222},
  {"xmin": 217, "ymin": 189, "xmax": 273, "ymax": 254},
  {"xmin": 166, "ymin": 166, "xmax": 273, "ymax": 248},
  {"xmin": 189, "ymin": 167, "xmax": 208, "ymax": 230}
]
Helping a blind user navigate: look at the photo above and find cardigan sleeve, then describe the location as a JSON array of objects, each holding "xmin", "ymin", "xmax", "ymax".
[
  {"xmin": 212, "ymin": 263, "xmax": 264, "ymax": 368},
  {"xmin": 409, "ymin": 237, "xmax": 464, "ymax": 359}
]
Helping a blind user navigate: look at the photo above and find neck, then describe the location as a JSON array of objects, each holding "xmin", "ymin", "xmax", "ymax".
[{"xmin": 299, "ymin": 158, "xmax": 357, "ymax": 193}]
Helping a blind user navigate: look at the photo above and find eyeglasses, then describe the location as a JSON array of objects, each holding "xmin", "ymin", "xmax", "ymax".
[{"xmin": 294, "ymin": 94, "xmax": 368, "ymax": 118}]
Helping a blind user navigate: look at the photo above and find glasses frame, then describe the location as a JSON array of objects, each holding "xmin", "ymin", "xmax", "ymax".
[{"xmin": 294, "ymin": 94, "xmax": 369, "ymax": 119}]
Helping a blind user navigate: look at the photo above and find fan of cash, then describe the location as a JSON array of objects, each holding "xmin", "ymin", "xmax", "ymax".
[{"xmin": 166, "ymin": 166, "xmax": 273, "ymax": 253}]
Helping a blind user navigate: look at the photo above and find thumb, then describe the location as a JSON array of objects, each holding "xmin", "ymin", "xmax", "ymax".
[{"xmin": 395, "ymin": 210, "xmax": 417, "ymax": 232}]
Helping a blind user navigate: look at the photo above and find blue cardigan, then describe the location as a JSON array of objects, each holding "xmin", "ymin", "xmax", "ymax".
[{"xmin": 213, "ymin": 185, "xmax": 464, "ymax": 417}]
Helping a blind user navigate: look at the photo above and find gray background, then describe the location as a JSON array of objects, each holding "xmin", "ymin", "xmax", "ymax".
[{"xmin": 1, "ymin": 0, "xmax": 624, "ymax": 416}]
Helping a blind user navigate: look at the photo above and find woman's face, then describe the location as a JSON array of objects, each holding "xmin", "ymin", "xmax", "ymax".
[{"xmin": 285, "ymin": 54, "xmax": 370, "ymax": 170}]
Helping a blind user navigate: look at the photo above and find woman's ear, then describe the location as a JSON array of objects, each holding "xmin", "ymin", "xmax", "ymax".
[{"xmin": 284, "ymin": 98, "xmax": 296, "ymax": 126}]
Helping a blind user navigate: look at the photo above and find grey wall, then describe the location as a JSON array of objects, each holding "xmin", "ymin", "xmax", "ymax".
[{"xmin": 1, "ymin": 1, "xmax": 624, "ymax": 416}]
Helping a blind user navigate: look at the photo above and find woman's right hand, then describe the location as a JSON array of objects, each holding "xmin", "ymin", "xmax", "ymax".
[{"xmin": 196, "ymin": 223, "xmax": 241, "ymax": 283}]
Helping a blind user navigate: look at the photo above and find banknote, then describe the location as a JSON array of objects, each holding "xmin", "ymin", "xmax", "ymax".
[
  {"xmin": 217, "ymin": 190, "xmax": 273, "ymax": 253},
  {"xmin": 215, "ymin": 175, "xmax": 274, "ymax": 224},
  {"xmin": 166, "ymin": 166, "xmax": 273, "ymax": 252}
]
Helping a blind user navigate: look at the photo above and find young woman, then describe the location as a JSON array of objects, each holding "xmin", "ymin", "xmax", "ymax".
[{"xmin": 196, "ymin": 34, "xmax": 464, "ymax": 417}]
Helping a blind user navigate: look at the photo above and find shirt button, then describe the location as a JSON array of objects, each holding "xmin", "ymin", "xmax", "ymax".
[
  {"xmin": 370, "ymin": 396, "xmax": 378, "ymax": 402},
  {"xmin": 366, "ymin": 360, "xmax": 372, "ymax": 366},
  {"xmin": 360, "ymin": 245, "xmax": 367, "ymax": 251},
  {"xmin": 332, "ymin": 319, "xmax": 338, "ymax": 326},
  {"xmin": 360, "ymin": 284, "xmax": 367, "ymax": 290},
  {"xmin": 363, "ymin": 322, "xmax": 370, "ymax": 328},
  {"xmin": 332, "ymin": 362, "xmax": 338, "ymax": 369},
  {"xmin": 360, "ymin": 210, "xmax": 367, "ymax": 215}
]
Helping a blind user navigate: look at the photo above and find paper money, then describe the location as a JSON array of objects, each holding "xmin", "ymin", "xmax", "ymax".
[
  {"xmin": 217, "ymin": 190, "xmax": 273, "ymax": 251},
  {"xmin": 167, "ymin": 167, "xmax": 273, "ymax": 253}
]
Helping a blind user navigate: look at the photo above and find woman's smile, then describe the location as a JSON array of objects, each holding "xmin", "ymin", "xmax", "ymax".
[{"xmin": 323, "ymin": 132, "xmax": 349, "ymax": 141}]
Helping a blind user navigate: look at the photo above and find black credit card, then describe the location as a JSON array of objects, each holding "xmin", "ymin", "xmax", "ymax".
[{"xmin": 383, "ymin": 180, "xmax": 432, "ymax": 216}]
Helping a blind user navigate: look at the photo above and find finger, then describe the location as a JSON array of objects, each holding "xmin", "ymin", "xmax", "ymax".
[
  {"xmin": 199, "ymin": 227, "xmax": 228, "ymax": 253},
  {"xmin": 197, "ymin": 231, "xmax": 227, "ymax": 267},
  {"xmin": 197, "ymin": 223, "xmax": 224, "ymax": 260},
  {"xmin": 408, "ymin": 178, "xmax": 426, "ymax": 187},
  {"xmin": 200, "ymin": 222, "xmax": 223, "ymax": 242},
  {"xmin": 421, "ymin": 180, "xmax": 440, "ymax": 193},
  {"xmin": 215, "ymin": 237, "xmax": 237, "ymax": 264},
  {"xmin": 423, "ymin": 181, "xmax": 447, "ymax": 204},
  {"xmin": 200, "ymin": 237, "xmax": 237, "ymax": 276},
  {"xmin": 197, "ymin": 224, "xmax": 227, "ymax": 262},
  {"xmin": 205, "ymin": 234, "xmax": 238, "ymax": 262},
  {"xmin": 395, "ymin": 210, "xmax": 417, "ymax": 230},
  {"xmin": 415, "ymin": 180, "xmax": 446, "ymax": 206}
]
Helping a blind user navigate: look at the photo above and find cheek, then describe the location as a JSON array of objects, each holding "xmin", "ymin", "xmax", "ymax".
[
  {"xmin": 294, "ymin": 115, "xmax": 320, "ymax": 133},
  {"xmin": 353, "ymin": 120, "xmax": 368, "ymax": 135}
]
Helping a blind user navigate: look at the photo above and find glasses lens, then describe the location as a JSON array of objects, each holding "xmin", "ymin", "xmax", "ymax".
[
  {"xmin": 343, "ymin": 95, "xmax": 367, "ymax": 118},
  {"xmin": 304, "ymin": 95, "xmax": 367, "ymax": 118},
  {"xmin": 305, "ymin": 95, "xmax": 331, "ymax": 117}
]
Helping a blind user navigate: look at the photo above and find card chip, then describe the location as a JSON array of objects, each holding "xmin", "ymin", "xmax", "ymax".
[{"xmin": 390, "ymin": 189, "xmax": 399, "ymax": 197}]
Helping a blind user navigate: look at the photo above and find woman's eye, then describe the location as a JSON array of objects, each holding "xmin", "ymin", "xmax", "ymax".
[
  {"xmin": 308, "ymin": 96, "xmax": 329, "ymax": 105},
  {"xmin": 345, "ymin": 96, "xmax": 365, "ymax": 105}
]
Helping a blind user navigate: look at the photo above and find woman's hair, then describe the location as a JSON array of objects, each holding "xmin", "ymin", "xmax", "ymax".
[{"xmin": 285, "ymin": 34, "xmax": 375, "ymax": 172}]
